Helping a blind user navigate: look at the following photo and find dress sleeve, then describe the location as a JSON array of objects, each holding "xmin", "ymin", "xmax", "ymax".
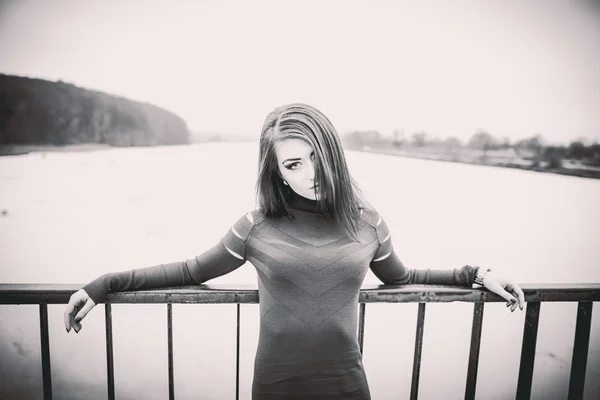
[
  {"xmin": 368, "ymin": 213, "xmax": 478, "ymax": 286},
  {"xmin": 83, "ymin": 211, "xmax": 257, "ymax": 304}
]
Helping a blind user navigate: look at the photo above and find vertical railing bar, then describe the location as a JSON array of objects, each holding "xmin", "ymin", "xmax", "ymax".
[
  {"xmin": 105, "ymin": 303, "xmax": 115, "ymax": 400},
  {"xmin": 410, "ymin": 302, "xmax": 426, "ymax": 400},
  {"xmin": 568, "ymin": 301, "xmax": 593, "ymax": 400},
  {"xmin": 39, "ymin": 304, "xmax": 53, "ymax": 400},
  {"xmin": 358, "ymin": 302, "xmax": 366, "ymax": 354},
  {"xmin": 465, "ymin": 302, "xmax": 485, "ymax": 400},
  {"xmin": 167, "ymin": 303, "xmax": 175, "ymax": 400},
  {"xmin": 236, "ymin": 304, "xmax": 241, "ymax": 400},
  {"xmin": 516, "ymin": 302, "xmax": 541, "ymax": 400}
]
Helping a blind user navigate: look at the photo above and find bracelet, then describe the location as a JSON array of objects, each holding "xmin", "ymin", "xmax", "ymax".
[{"xmin": 474, "ymin": 268, "xmax": 491, "ymax": 287}]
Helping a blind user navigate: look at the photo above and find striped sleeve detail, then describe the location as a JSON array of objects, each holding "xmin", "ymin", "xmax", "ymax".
[
  {"xmin": 225, "ymin": 246, "xmax": 244, "ymax": 260},
  {"xmin": 362, "ymin": 208, "xmax": 393, "ymax": 262},
  {"xmin": 220, "ymin": 210, "xmax": 260, "ymax": 261}
]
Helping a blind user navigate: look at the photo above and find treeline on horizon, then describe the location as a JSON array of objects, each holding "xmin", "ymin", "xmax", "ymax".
[
  {"xmin": 342, "ymin": 129, "xmax": 600, "ymax": 168},
  {"xmin": 0, "ymin": 74, "xmax": 189, "ymax": 147}
]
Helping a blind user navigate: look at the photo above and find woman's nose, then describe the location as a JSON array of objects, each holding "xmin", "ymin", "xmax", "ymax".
[{"xmin": 306, "ymin": 160, "xmax": 315, "ymax": 180}]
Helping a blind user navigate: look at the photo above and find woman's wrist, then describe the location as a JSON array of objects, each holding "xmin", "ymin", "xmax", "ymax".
[
  {"xmin": 473, "ymin": 267, "xmax": 491, "ymax": 287},
  {"xmin": 82, "ymin": 273, "xmax": 112, "ymax": 304}
]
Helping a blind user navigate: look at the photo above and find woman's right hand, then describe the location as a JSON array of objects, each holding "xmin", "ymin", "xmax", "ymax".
[{"xmin": 64, "ymin": 289, "xmax": 96, "ymax": 333}]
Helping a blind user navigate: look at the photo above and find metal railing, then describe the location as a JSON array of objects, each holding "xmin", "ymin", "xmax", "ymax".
[{"xmin": 1, "ymin": 283, "xmax": 598, "ymax": 400}]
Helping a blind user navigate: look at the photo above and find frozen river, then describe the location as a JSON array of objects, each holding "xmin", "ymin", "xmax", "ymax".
[{"xmin": 1, "ymin": 142, "xmax": 599, "ymax": 399}]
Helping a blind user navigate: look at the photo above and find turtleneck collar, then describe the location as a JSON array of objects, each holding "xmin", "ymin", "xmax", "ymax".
[{"xmin": 288, "ymin": 191, "xmax": 321, "ymax": 214}]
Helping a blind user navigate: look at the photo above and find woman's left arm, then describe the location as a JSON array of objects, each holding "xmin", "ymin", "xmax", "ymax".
[{"xmin": 368, "ymin": 213, "xmax": 524, "ymax": 311}]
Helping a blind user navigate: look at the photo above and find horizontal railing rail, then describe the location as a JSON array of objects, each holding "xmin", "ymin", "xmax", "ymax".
[
  {"xmin": 1, "ymin": 283, "xmax": 598, "ymax": 400},
  {"xmin": 2, "ymin": 283, "xmax": 599, "ymax": 304}
]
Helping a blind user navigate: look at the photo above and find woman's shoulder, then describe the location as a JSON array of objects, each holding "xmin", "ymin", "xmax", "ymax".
[
  {"xmin": 232, "ymin": 209, "xmax": 266, "ymax": 227},
  {"xmin": 224, "ymin": 209, "xmax": 266, "ymax": 243},
  {"xmin": 358, "ymin": 206, "xmax": 383, "ymax": 229},
  {"xmin": 358, "ymin": 206, "xmax": 391, "ymax": 245}
]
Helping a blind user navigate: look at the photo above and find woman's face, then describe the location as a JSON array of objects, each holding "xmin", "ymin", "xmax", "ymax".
[{"xmin": 274, "ymin": 138, "xmax": 319, "ymax": 201}]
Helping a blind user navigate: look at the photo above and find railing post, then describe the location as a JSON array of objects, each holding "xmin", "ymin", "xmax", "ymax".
[
  {"xmin": 358, "ymin": 303, "xmax": 366, "ymax": 354},
  {"xmin": 167, "ymin": 303, "xmax": 175, "ymax": 400},
  {"xmin": 516, "ymin": 302, "xmax": 541, "ymax": 400},
  {"xmin": 105, "ymin": 304, "xmax": 115, "ymax": 400},
  {"xmin": 236, "ymin": 304, "xmax": 241, "ymax": 400},
  {"xmin": 410, "ymin": 303, "xmax": 426, "ymax": 400},
  {"xmin": 568, "ymin": 301, "xmax": 593, "ymax": 400},
  {"xmin": 39, "ymin": 304, "xmax": 53, "ymax": 400},
  {"xmin": 465, "ymin": 302, "xmax": 485, "ymax": 400}
]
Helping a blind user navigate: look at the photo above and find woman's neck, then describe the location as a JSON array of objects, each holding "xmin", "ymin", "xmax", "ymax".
[{"xmin": 289, "ymin": 191, "xmax": 321, "ymax": 213}]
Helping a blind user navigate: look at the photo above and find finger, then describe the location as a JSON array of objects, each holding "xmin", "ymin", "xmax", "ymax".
[
  {"xmin": 487, "ymin": 280, "xmax": 516, "ymax": 303},
  {"xmin": 508, "ymin": 290, "xmax": 520, "ymax": 312},
  {"xmin": 74, "ymin": 299, "xmax": 96, "ymax": 324},
  {"xmin": 506, "ymin": 283, "xmax": 525, "ymax": 311},
  {"xmin": 70, "ymin": 312, "xmax": 78, "ymax": 332},
  {"xmin": 70, "ymin": 312, "xmax": 82, "ymax": 333},
  {"xmin": 515, "ymin": 286, "xmax": 525, "ymax": 310},
  {"xmin": 64, "ymin": 301, "xmax": 75, "ymax": 332},
  {"xmin": 65, "ymin": 295, "xmax": 86, "ymax": 332},
  {"xmin": 497, "ymin": 288, "xmax": 520, "ymax": 311}
]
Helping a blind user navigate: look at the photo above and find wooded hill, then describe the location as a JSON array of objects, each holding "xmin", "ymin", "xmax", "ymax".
[{"xmin": 0, "ymin": 74, "xmax": 189, "ymax": 147}]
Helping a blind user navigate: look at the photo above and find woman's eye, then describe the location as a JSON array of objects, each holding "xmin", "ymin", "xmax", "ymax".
[{"xmin": 285, "ymin": 162, "xmax": 301, "ymax": 170}]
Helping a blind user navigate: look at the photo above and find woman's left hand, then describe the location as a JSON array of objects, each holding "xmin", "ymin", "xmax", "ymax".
[{"xmin": 483, "ymin": 270, "xmax": 525, "ymax": 312}]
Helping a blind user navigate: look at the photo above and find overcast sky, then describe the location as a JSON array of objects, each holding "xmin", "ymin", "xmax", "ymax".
[{"xmin": 0, "ymin": 0, "xmax": 599, "ymax": 144}]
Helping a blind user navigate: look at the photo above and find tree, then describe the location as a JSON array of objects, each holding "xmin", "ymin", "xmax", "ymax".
[
  {"xmin": 392, "ymin": 128, "xmax": 405, "ymax": 148},
  {"xmin": 467, "ymin": 129, "xmax": 500, "ymax": 158},
  {"xmin": 514, "ymin": 134, "xmax": 545, "ymax": 161},
  {"xmin": 441, "ymin": 137, "xmax": 462, "ymax": 150},
  {"xmin": 567, "ymin": 141, "xmax": 600, "ymax": 166},
  {"xmin": 542, "ymin": 146, "xmax": 566, "ymax": 169},
  {"xmin": 499, "ymin": 137, "xmax": 511, "ymax": 150},
  {"xmin": 411, "ymin": 131, "xmax": 429, "ymax": 147},
  {"xmin": 516, "ymin": 134, "xmax": 544, "ymax": 152},
  {"xmin": 0, "ymin": 74, "xmax": 189, "ymax": 146},
  {"xmin": 568, "ymin": 141, "xmax": 587, "ymax": 159}
]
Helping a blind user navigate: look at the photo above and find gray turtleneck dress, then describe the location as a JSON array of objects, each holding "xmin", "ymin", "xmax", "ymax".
[{"xmin": 83, "ymin": 195, "xmax": 477, "ymax": 399}]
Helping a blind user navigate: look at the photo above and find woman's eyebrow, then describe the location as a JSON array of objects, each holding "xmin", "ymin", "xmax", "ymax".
[{"xmin": 282, "ymin": 152, "xmax": 314, "ymax": 164}]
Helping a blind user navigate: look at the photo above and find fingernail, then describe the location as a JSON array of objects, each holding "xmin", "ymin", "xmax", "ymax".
[
  {"xmin": 66, "ymin": 328, "xmax": 69, "ymax": 333},
  {"xmin": 75, "ymin": 317, "xmax": 81, "ymax": 323}
]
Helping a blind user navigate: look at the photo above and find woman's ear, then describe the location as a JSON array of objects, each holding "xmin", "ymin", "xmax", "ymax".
[{"xmin": 275, "ymin": 168, "xmax": 286, "ymax": 183}]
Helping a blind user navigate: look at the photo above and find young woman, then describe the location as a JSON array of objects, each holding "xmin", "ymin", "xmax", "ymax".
[{"xmin": 64, "ymin": 103, "xmax": 524, "ymax": 399}]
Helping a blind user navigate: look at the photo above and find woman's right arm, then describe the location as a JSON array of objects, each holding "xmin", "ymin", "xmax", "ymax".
[
  {"xmin": 83, "ymin": 243, "xmax": 245, "ymax": 305},
  {"xmin": 64, "ymin": 211, "xmax": 257, "ymax": 333}
]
